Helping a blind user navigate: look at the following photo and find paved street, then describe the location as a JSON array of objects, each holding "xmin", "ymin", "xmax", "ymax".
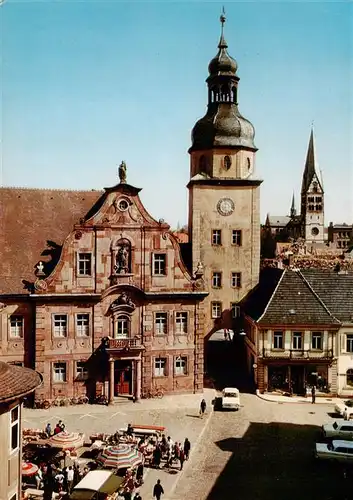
[
  {"xmin": 23, "ymin": 392, "xmax": 352, "ymax": 500},
  {"xmin": 170, "ymin": 393, "xmax": 352, "ymax": 500}
]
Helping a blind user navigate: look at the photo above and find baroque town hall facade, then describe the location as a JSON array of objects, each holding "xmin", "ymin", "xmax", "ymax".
[{"xmin": 0, "ymin": 17, "xmax": 261, "ymax": 403}]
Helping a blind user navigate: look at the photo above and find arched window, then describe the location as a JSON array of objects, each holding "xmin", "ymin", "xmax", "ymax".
[
  {"xmin": 232, "ymin": 86, "xmax": 237, "ymax": 103},
  {"xmin": 116, "ymin": 315, "xmax": 130, "ymax": 339},
  {"xmin": 347, "ymin": 369, "xmax": 353, "ymax": 387}
]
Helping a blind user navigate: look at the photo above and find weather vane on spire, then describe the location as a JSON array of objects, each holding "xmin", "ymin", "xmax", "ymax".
[{"xmin": 220, "ymin": 6, "xmax": 226, "ymax": 30}]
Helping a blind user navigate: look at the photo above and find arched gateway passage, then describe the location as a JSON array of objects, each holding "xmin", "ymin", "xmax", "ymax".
[{"xmin": 204, "ymin": 327, "xmax": 253, "ymax": 392}]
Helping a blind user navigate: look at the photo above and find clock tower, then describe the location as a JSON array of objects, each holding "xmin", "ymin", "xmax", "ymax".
[{"xmin": 187, "ymin": 13, "xmax": 262, "ymax": 335}]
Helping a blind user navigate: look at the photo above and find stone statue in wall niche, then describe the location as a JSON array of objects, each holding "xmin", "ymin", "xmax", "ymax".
[{"xmin": 115, "ymin": 245, "xmax": 130, "ymax": 274}]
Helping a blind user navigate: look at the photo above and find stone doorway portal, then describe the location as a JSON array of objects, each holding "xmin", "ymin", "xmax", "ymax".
[{"xmin": 114, "ymin": 360, "xmax": 132, "ymax": 396}]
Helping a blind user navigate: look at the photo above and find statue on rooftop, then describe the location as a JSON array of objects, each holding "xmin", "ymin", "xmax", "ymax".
[{"xmin": 118, "ymin": 161, "xmax": 127, "ymax": 184}]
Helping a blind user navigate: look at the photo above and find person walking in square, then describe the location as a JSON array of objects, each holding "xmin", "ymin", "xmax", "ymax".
[
  {"xmin": 183, "ymin": 438, "xmax": 191, "ymax": 460},
  {"xmin": 179, "ymin": 448, "xmax": 185, "ymax": 471},
  {"xmin": 200, "ymin": 398, "xmax": 207, "ymax": 418},
  {"xmin": 153, "ymin": 479, "xmax": 164, "ymax": 500},
  {"xmin": 311, "ymin": 385, "xmax": 316, "ymax": 404}
]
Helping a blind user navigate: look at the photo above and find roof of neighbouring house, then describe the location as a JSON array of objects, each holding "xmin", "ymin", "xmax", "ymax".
[
  {"xmin": 0, "ymin": 187, "xmax": 103, "ymax": 295},
  {"xmin": 240, "ymin": 267, "xmax": 284, "ymax": 321},
  {"xmin": 0, "ymin": 362, "xmax": 42, "ymax": 403},
  {"xmin": 301, "ymin": 269, "xmax": 353, "ymax": 323},
  {"xmin": 267, "ymin": 216, "xmax": 291, "ymax": 227},
  {"xmin": 244, "ymin": 268, "xmax": 340, "ymax": 327}
]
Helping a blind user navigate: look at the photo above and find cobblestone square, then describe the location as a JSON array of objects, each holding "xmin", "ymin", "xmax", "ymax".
[{"xmin": 23, "ymin": 392, "xmax": 353, "ymax": 500}]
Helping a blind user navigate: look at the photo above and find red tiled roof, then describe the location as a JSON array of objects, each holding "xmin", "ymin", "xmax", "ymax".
[
  {"xmin": 173, "ymin": 231, "xmax": 189, "ymax": 244},
  {"xmin": 0, "ymin": 187, "xmax": 103, "ymax": 295},
  {"xmin": 0, "ymin": 362, "xmax": 42, "ymax": 402}
]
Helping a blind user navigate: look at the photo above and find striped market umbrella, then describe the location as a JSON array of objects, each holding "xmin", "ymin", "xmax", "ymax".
[
  {"xmin": 96, "ymin": 444, "xmax": 144, "ymax": 470},
  {"xmin": 48, "ymin": 431, "xmax": 84, "ymax": 450},
  {"xmin": 22, "ymin": 462, "xmax": 39, "ymax": 476}
]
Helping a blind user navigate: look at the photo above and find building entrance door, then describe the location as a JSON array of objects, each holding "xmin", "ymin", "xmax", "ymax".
[
  {"xmin": 114, "ymin": 360, "xmax": 132, "ymax": 396},
  {"xmin": 291, "ymin": 365, "xmax": 305, "ymax": 395}
]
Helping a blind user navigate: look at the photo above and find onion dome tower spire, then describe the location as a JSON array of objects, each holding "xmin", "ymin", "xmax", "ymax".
[{"xmin": 189, "ymin": 9, "xmax": 256, "ymax": 153}]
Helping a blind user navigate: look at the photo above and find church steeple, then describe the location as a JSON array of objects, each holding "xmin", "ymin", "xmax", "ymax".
[
  {"xmin": 300, "ymin": 127, "xmax": 325, "ymax": 244},
  {"xmin": 301, "ymin": 127, "xmax": 323, "ymax": 194},
  {"xmin": 290, "ymin": 192, "xmax": 296, "ymax": 217}
]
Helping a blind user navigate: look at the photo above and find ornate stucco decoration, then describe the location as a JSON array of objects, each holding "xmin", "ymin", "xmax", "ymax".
[
  {"xmin": 110, "ymin": 292, "xmax": 136, "ymax": 314},
  {"xmin": 193, "ymin": 261, "xmax": 205, "ymax": 291}
]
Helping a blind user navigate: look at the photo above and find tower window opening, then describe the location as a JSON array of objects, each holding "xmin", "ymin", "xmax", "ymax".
[
  {"xmin": 224, "ymin": 155, "xmax": 232, "ymax": 170},
  {"xmin": 221, "ymin": 85, "xmax": 229, "ymax": 102},
  {"xmin": 232, "ymin": 86, "xmax": 237, "ymax": 103},
  {"xmin": 315, "ymin": 204, "xmax": 322, "ymax": 211}
]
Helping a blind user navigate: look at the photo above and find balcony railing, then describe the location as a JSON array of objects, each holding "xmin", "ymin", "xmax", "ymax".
[
  {"xmin": 106, "ymin": 337, "xmax": 143, "ymax": 350},
  {"xmin": 261, "ymin": 349, "xmax": 333, "ymax": 359}
]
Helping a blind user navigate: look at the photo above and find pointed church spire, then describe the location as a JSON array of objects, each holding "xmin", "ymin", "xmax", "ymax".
[
  {"xmin": 301, "ymin": 126, "xmax": 322, "ymax": 194},
  {"xmin": 290, "ymin": 192, "xmax": 296, "ymax": 217}
]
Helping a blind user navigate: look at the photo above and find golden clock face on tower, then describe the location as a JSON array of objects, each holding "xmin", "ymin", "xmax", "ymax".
[{"xmin": 217, "ymin": 197, "xmax": 235, "ymax": 216}]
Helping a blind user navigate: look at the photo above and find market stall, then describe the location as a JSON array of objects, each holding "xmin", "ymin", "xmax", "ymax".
[{"xmin": 69, "ymin": 470, "xmax": 124, "ymax": 500}]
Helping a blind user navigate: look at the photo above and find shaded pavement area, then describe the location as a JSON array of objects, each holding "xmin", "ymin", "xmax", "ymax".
[{"xmin": 171, "ymin": 393, "xmax": 353, "ymax": 500}]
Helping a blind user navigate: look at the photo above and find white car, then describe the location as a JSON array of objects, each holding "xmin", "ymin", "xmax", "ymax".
[
  {"xmin": 334, "ymin": 400, "xmax": 353, "ymax": 420},
  {"xmin": 221, "ymin": 387, "xmax": 240, "ymax": 411},
  {"xmin": 315, "ymin": 440, "xmax": 353, "ymax": 463},
  {"xmin": 322, "ymin": 421, "xmax": 353, "ymax": 440}
]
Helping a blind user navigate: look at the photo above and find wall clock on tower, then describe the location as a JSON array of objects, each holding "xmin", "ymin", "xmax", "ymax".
[{"xmin": 217, "ymin": 198, "xmax": 235, "ymax": 216}]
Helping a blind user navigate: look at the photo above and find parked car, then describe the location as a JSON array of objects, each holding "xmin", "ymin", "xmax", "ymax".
[
  {"xmin": 322, "ymin": 421, "xmax": 353, "ymax": 440},
  {"xmin": 315, "ymin": 440, "xmax": 353, "ymax": 463},
  {"xmin": 221, "ymin": 387, "xmax": 240, "ymax": 411},
  {"xmin": 334, "ymin": 399, "xmax": 353, "ymax": 420}
]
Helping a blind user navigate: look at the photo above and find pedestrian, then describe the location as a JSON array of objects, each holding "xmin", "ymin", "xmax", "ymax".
[
  {"xmin": 153, "ymin": 445, "xmax": 162, "ymax": 468},
  {"xmin": 183, "ymin": 438, "xmax": 191, "ymax": 460},
  {"xmin": 153, "ymin": 479, "xmax": 164, "ymax": 500},
  {"xmin": 35, "ymin": 467, "xmax": 43, "ymax": 489},
  {"xmin": 134, "ymin": 492, "xmax": 142, "ymax": 500},
  {"xmin": 199, "ymin": 398, "xmax": 207, "ymax": 418},
  {"xmin": 179, "ymin": 448, "xmax": 185, "ymax": 471},
  {"xmin": 45, "ymin": 423, "xmax": 52, "ymax": 437},
  {"xmin": 311, "ymin": 385, "xmax": 316, "ymax": 404},
  {"xmin": 66, "ymin": 466, "xmax": 74, "ymax": 494}
]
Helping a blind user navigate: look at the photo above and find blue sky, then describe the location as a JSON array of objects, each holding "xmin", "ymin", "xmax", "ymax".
[{"xmin": 1, "ymin": 0, "xmax": 352, "ymax": 228}]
